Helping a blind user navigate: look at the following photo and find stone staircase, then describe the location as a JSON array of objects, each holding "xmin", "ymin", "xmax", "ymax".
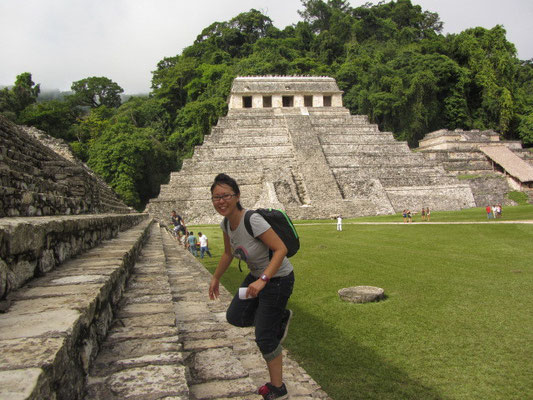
[
  {"xmin": 308, "ymin": 110, "xmax": 476, "ymax": 213},
  {"xmin": 86, "ymin": 225, "xmax": 330, "ymax": 399},
  {"xmin": 0, "ymin": 216, "xmax": 153, "ymax": 399},
  {"xmin": 1, "ymin": 216, "xmax": 331, "ymax": 399}
]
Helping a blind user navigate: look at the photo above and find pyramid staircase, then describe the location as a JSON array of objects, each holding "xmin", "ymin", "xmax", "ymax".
[{"xmin": 147, "ymin": 107, "xmax": 475, "ymax": 224}]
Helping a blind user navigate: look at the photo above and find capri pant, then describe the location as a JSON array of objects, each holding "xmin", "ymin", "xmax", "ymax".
[{"xmin": 226, "ymin": 271, "xmax": 294, "ymax": 361}]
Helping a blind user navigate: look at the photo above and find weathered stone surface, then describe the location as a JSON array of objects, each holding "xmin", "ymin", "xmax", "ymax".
[
  {"xmin": 115, "ymin": 312, "xmax": 176, "ymax": 328},
  {"xmin": 0, "ymin": 368, "xmax": 49, "ymax": 400},
  {"xmin": 189, "ymin": 377, "xmax": 258, "ymax": 400},
  {"xmin": 0, "ymin": 337, "xmax": 66, "ymax": 369},
  {"xmin": 338, "ymin": 286, "xmax": 385, "ymax": 303},
  {"xmin": 0, "ymin": 309, "xmax": 80, "ymax": 340},
  {"xmin": 93, "ymin": 364, "xmax": 189, "ymax": 399},
  {"xmin": 193, "ymin": 348, "xmax": 248, "ymax": 382}
]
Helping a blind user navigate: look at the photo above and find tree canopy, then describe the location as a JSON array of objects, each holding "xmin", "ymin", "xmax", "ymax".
[{"xmin": 4, "ymin": 0, "xmax": 532, "ymax": 210}]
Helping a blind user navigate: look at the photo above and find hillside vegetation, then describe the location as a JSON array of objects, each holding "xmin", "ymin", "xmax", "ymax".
[{"xmin": 1, "ymin": 0, "xmax": 532, "ymax": 210}]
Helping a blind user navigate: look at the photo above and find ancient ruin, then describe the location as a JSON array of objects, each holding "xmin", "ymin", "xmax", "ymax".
[
  {"xmin": 0, "ymin": 115, "xmax": 329, "ymax": 399},
  {"xmin": 147, "ymin": 76, "xmax": 483, "ymax": 224},
  {"xmin": 418, "ymin": 129, "xmax": 533, "ymax": 205}
]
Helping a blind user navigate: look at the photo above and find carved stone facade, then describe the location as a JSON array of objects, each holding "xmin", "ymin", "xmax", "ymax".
[
  {"xmin": 146, "ymin": 76, "xmax": 479, "ymax": 224},
  {"xmin": 228, "ymin": 76, "xmax": 343, "ymax": 110}
]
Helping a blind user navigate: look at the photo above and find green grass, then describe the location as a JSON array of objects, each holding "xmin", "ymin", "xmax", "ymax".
[
  {"xmin": 192, "ymin": 205, "xmax": 533, "ymax": 399},
  {"xmin": 292, "ymin": 205, "xmax": 533, "ymax": 224},
  {"xmin": 506, "ymin": 191, "xmax": 529, "ymax": 205}
]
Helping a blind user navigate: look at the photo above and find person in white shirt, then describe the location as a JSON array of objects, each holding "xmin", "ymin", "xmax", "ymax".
[
  {"xmin": 198, "ymin": 232, "xmax": 212, "ymax": 258},
  {"xmin": 337, "ymin": 215, "xmax": 343, "ymax": 231}
]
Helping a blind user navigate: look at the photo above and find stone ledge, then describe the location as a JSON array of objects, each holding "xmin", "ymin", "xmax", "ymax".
[
  {"xmin": 0, "ymin": 217, "xmax": 153, "ymax": 400},
  {"xmin": 0, "ymin": 213, "xmax": 149, "ymax": 299}
]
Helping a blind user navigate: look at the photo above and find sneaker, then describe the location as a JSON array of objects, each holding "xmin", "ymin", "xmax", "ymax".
[
  {"xmin": 278, "ymin": 309, "xmax": 293, "ymax": 343},
  {"xmin": 258, "ymin": 382, "xmax": 288, "ymax": 399}
]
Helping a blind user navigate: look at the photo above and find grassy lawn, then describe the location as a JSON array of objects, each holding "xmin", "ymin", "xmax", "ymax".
[{"xmin": 192, "ymin": 205, "xmax": 533, "ymax": 399}]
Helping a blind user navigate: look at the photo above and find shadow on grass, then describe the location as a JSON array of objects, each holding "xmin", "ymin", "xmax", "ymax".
[{"xmin": 287, "ymin": 303, "xmax": 446, "ymax": 400}]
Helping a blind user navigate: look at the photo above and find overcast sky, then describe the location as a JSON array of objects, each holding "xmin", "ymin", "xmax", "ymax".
[{"xmin": 1, "ymin": 0, "xmax": 531, "ymax": 94}]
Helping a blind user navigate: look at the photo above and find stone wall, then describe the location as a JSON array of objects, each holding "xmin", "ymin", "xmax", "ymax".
[
  {"xmin": 0, "ymin": 116, "xmax": 132, "ymax": 217},
  {"xmin": 0, "ymin": 213, "xmax": 149, "ymax": 300}
]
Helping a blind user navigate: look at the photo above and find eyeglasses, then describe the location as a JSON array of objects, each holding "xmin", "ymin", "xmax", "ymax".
[{"xmin": 211, "ymin": 193, "xmax": 237, "ymax": 202}]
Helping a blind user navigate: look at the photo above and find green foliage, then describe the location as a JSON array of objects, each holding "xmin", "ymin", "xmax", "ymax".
[
  {"xmin": 18, "ymin": 99, "xmax": 81, "ymax": 141},
  {"xmin": 86, "ymin": 123, "xmax": 174, "ymax": 209},
  {"xmin": 0, "ymin": 72, "xmax": 40, "ymax": 120},
  {"xmin": 506, "ymin": 190, "xmax": 529, "ymax": 205},
  {"xmin": 70, "ymin": 76, "xmax": 124, "ymax": 108}
]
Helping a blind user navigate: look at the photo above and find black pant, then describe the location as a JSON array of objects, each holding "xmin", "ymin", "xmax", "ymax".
[{"xmin": 226, "ymin": 271, "xmax": 294, "ymax": 361}]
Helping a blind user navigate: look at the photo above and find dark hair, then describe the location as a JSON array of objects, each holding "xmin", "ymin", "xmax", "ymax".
[{"xmin": 211, "ymin": 173, "xmax": 243, "ymax": 210}]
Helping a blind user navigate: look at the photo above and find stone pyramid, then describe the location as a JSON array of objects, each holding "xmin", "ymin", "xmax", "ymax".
[{"xmin": 146, "ymin": 76, "xmax": 475, "ymax": 224}]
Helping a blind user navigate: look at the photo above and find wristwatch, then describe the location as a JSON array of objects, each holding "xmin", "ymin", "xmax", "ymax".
[{"xmin": 260, "ymin": 274, "xmax": 270, "ymax": 283}]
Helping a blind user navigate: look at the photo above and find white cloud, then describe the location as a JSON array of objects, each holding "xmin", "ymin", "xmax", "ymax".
[{"xmin": 1, "ymin": 0, "xmax": 531, "ymax": 93}]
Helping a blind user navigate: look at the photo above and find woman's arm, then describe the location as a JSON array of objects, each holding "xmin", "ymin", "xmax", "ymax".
[
  {"xmin": 245, "ymin": 228, "xmax": 287, "ymax": 298},
  {"xmin": 209, "ymin": 231, "xmax": 233, "ymax": 299}
]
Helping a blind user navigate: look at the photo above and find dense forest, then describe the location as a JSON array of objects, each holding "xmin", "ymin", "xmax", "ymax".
[{"xmin": 1, "ymin": 0, "xmax": 532, "ymax": 211}]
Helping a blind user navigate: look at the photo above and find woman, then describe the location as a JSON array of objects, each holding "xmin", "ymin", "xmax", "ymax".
[{"xmin": 208, "ymin": 173, "xmax": 294, "ymax": 400}]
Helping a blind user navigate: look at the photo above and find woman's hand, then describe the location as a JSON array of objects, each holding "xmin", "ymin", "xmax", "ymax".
[
  {"xmin": 209, "ymin": 277, "xmax": 220, "ymax": 300},
  {"xmin": 246, "ymin": 278, "xmax": 266, "ymax": 298}
]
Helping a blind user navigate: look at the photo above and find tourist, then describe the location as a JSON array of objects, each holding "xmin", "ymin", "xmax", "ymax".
[
  {"xmin": 198, "ymin": 232, "xmax": 212, "ymax": 258},
  {"xmin": 171, "ymin": 210, "xmax": 186, "ymax": 240},
  {"xmin": 337, "ymin": 215, "xmax": 343, "ymax": 231},
  {"xmin": 187, "ymin": 231, "xmax": 198, "ymax": 256},
  {"xmin": 208, "ymin": 173, "xmax": 294, "ymax": 400},
  {"xmin": 426, "ymin": 207, "xmax": 430, "ymax": 222},
  {"xmin": 496, "ymin": 204, "xmax": 502, "ymax": 218},
  {"xmin": 407, "ymin": 210, "xmax": 412, "ymax": 223},
  {"xmin": 492, "ymin": 204, "xmax": 497, "ymax": 219},
  {"xmin": 402, "ymin": 209, "xmax": 407, "ymax": 223},
  {"xmin": 421, "ymin": 207, "xmax": 426, "ymax": 221},
  {"xmin": 485, "ymin": 205, "xmax": 492, "ymax": 219}
]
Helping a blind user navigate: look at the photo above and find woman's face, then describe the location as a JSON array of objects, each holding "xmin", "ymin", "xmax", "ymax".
[{"xmin": 211, "ymin": 183, "xmax": 240, "ymax": 217}]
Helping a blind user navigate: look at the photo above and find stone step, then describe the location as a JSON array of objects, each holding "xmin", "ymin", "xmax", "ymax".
[
  {"xmin": 205, "ymin": 133, "xmax": 290, "ymax": 146},
  {"xmin": 0, "ymin": 217, "xmax": 153, "ymax": 400},
  {"xmin": 321, "ymin": 143, "xmax": 412, "ymax": 154},
  {"xmin": 325, "ymin": 154, "xmax": 433, "ymax": 167},
  {"xmin": 167, "ymin": 171, "xmax": 264, "ymax": 188},
  {"xmin": 180, "ymin": 158, "xmax": 296, "ymax": 173},
  {"xmin": 313, "ymin": 124, "xmax": 380, "ymax": 132},
  {"xmin": 318, "ymin": 133, "xmax": 397, "ymax": 143},
  {"xmin": 160, "ymin": 228, "xmax": 331, "ymax": 400},
  {"xmin": 332, "ymin": 165, "xmax": 449, "ymax": 178},
  {"xmin": 158, "ymin": 183, "xmax": 264, "ymax": 201},
  {"xmin": 0, "ymin": 183, "xmax": 129, "ymax": 218},
  {"xmin": 192, "ymin": 145, "xmax": 294, "ymax": 160},
  {"xmin": 0, "ymin": 213, "xmax": 149, "ymax": 299},
  {"xmin": 84, "ymin": 223, "xmax": 189, "ymax": 399}
]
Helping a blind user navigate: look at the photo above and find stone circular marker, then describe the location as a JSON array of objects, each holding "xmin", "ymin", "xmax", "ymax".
[{"xmin": 338, "ymin": 286, "xmax": 385, "ymax": 303}]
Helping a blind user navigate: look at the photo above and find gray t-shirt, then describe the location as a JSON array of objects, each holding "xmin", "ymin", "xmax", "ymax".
[{"xmin": 220, "ymin": 211, "xmax": 293, "ymax": 278}]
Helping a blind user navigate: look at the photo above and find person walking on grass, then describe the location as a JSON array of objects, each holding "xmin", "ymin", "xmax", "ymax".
[
  {"xmin": 187, "ymin": 231, "xmax": 198, "ymax": 256},
  {"xmin": 198, "ymin": 232, "xmax": 212, "ymax": 258},
  {"xmin": 337, "ymin": 215, "xmax": 343, "ymax": 231},
  {"xmin": 208, "ymin": 173, "xmax": 294, "ymax": 400}
]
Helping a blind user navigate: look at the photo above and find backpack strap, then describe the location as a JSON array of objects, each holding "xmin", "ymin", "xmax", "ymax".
[
  {"xmin": 244, "ymin": 209, "xmax": 273, "ymax": 260},
  {"xmin": 243, "ymin": 210, "xmax": 255, "ymax": 238}
]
